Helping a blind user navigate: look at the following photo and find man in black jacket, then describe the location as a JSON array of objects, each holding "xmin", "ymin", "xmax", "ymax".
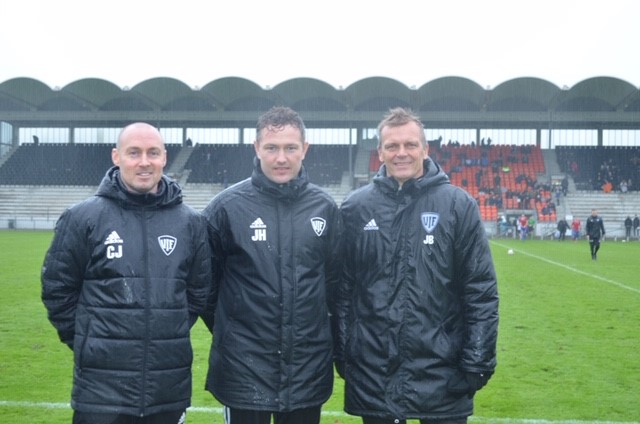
[
  {"xmin": 586, "ymin": 209, "xmax": 606, "ymax": 260},
  {"xmin": 557, "ymin": 218, "xmax": 569, "ymax": 241},
  {"xmin": 337, "ymin": 108, "xmax": 498, "ymax": 424},
  {"xmin": 201, "ymin": 107, "xmax": 341, "ymax": 424},
  {"xmin": 624, "ymin": 216, "xmax": 633, "ymax": 241},
  {"xmin": 42, "ymin": 122, "xmax": 212, "ymax": 424}
]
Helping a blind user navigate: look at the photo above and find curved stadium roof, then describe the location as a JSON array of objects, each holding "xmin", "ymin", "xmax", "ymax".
[{"xmin": 1, "ymin": 76, "xmax": 639, "ymax": 130}]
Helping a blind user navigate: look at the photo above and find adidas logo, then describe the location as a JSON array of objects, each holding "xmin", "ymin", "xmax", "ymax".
[
  {"xmin": 363, "ymin": 219, "xmax": 379, "ymax": 231},
  {"xmin": 104, "ymin": 231, "xmax": 123, "ymax": 245},
  {"xmin": 105, "ymin": 231, "xmax": 124, "ymax": 259},
  {"xmin": 250, "ymin": 218, "xmax": 267, "ymax": 229},
  {"xmin": 250, "ymin": 217, "xmax": 267, "ymax": 242}
]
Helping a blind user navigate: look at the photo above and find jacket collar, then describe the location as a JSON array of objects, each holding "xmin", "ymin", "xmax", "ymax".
[
  {"xmin": 250, "ymin": 157, "xmax": 309, "ymax": 201},
  {"xmin": 96, "ymin": 166, "xmax": 183, "ymax": 209}
]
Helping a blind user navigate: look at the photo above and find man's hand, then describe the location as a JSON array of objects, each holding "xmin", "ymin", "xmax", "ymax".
[{"xmin": 447, "ymin": 371, "xmax": 492, "ymax": 395}]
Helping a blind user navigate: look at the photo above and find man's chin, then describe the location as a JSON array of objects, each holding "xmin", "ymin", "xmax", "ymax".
[
  {"xmin": 390, "ymin": 171, "xmax": 413, "ymax": 181},
  {"xmin": 268, "ymin": 172, "xmax": 294, "ymax": 184},
  {"xmin": 271, "ymin": 178, "xmax": 293, "ymax": 184},
  {"xmin": 131, "ymin": 183, "xmax": 157, "ymax": 194}
]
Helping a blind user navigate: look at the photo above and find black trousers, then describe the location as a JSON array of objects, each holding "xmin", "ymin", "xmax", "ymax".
[
  {"xmin": 362, "ymin": 417, "xmax": 467, "ymax": 424},
  {"xmin": 73, "ymin": 410, "xmax": 186, "ymax": 424},
  {"xmin": 223, "ymin": 405, "xmax": 321, "ymax": 424}
]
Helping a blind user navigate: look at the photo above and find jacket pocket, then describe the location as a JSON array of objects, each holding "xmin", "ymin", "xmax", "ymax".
[{"xmin": 75, "ymin": 316, "xmax": 94, "ymax": 372}]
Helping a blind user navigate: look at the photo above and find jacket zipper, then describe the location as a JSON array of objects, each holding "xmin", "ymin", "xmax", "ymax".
[{"xmin": 140, "ymin": 208, "xmax": 150, "ymax": 416}]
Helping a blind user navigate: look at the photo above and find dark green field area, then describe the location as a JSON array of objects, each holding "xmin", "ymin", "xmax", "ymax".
[{"xmin": 1, "ymin": 230, "xmax": 639, "ymax": 423}]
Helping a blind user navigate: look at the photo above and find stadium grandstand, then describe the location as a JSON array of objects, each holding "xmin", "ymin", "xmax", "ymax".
[{"xmin": 1, "ymin": 75, "xmax": 640, "ymax": 238}]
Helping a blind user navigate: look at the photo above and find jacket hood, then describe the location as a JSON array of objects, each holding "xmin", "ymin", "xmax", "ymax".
[
  {"xmin": 250, "ymin": 157, "xmax": 309, "ymax": 201},
  {"xmin": 96, "ymin": 166, "xmax": 183, "ymax": 209},
  {"xmin": 373, "ymin": 157, "xmax": 450, "ymax": 194}
]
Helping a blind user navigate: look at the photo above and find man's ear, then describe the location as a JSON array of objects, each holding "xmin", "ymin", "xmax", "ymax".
[
  {"xmin": 253, "ymin": 140, "xmax": 261, "ymax": 160},
  {"xmin": 111, "ymin": 148, "xmax": 120, "ymax": 166}
]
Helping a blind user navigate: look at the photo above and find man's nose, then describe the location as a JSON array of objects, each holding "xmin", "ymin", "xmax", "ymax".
[{"xmin": 140, "ymin": 153, "xmax": 151, "ymax": 164}]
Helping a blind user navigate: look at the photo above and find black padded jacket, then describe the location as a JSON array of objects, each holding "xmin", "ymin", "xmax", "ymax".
[
  {"xmin": 201, "ymin": 160, "xmax": 341, "ymax": 412},
  {"xmin": 337, "ymin": 158, "xmax": 498, "ymax": 420},
  {"xmin": 41, "ymin": 166, "xmax": 211, "ymax": 416}
]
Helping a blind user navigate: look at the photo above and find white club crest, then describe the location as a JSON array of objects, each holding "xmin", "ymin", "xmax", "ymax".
[
  {"xmin": 311, "ymin": 217, "xmax": 326, "ymax": 236},
  {"xmin": 158, "ymin": 235, "xmax": 177, "ymax": 256},
  {"xmin": 421, "ymin": 212, "xmax": 439, "ymax": 233}
]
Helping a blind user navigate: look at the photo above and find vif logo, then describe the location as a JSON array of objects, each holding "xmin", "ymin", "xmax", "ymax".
[
  {"xmin": 421, "ymin": 212, "xmax": 439, "ymax": 233},
  {"xmin": 104, "ymin": 230, "xmax": 123, "ymax": 259},
  {"xmin": 310, "ymin": 217, "xmax": 326, "ymax": 236},
  {"xmin": 158, "ymin": 235, "xmax": 177, "ymax": 256},
  {"xmin": 250, "ymin": 217, "xmax": 267, "ymax": 242},
  {"xmin": 421, "ymin": 212, "xmax": 439, "ymax": 245}
]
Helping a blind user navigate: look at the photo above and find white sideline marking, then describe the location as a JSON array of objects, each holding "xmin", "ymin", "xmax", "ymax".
[
  {"xmin": 491, "ymin": 241, "xmax": 640, "ymax": 294},
  {"xmin": 1, "ymin": 401, "xmax": 638, "ymax": 424}
]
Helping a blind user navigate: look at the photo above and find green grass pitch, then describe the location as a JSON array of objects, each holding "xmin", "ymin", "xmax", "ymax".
[{"xmin": 1, "ymin": 230, "xmax": 639, "ymax": 423}]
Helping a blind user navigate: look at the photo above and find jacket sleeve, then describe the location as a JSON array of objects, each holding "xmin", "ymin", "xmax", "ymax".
[
  {"xmin": 334, "ymin": 204, "xmax": 355, "ymax": 377},
  {"xmin": 454, "ymin": 194, "xmax": 499, "ymax": 373},
  {"xmin": 41, "ymin": 209, "xmax": 88, "ymax": 349},
  {"xmin": 324, "ymin": 205, "xmax": 343, "ymax": 366},
  {"xmin": 199, "ymin": 203, "xmax": 224, "ymax": 333},
  {"xmin": 186, "ymin": 213, "xmax": 212, "ymax": 326}
]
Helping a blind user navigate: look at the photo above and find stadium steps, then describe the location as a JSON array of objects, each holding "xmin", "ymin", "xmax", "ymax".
[
  {"xmin": 184, "ymin": 181, "xmax": 350, "ymax": 211},
  {"xmin": 542, "ymin": 149, "xmax": 562, "ymax": 176},
  {"xmin": 0, "ymin": 184, "xmax": 229, "ymax": 219},
  {"xmin": 167, "ymin": 146, "xmax": 195, "ymax": 183},
  {"xmin": 0, "ymin": 185, "xmax": 96, "ymax": 219},
  {"xmin": 0, "ymin": 145, "xmax": 20, "ymax": 168},
  {"xmin": 564, "ymin": 191, "xmax": 640, "ymax": 238},
  {"xmin": 0, "ymin": 180, "xmax": 353, "ymax": 229}
]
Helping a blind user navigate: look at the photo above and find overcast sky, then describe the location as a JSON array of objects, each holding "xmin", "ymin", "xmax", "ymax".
[{"xmin": 2, "ymin": 0, "xmax": 639, "ymax": 90}]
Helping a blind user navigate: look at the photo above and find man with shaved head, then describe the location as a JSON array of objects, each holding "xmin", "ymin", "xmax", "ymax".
[{"xmin": 42, "ymin": 122, "xmax": 212, "ymax": 424}]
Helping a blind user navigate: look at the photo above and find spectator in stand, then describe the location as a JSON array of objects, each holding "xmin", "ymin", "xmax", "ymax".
[
  {"xmin": 527, "ymin": 215, "xmax": 536, "ymax": 238},
  {"xmin": 571, "ymin": 217, "xmax": 581, "ymax": 241},
  {"xmin": 498, "ymin": 215, "xmax": 510, "ymax": 237},
  {"xmin": 624, "ymin": 216, "xmax": 633, "ymax": 241},
  {"xmin": 518, "ymin": 214, "xmax": 528, "ymax": 241},
  {"xmin": 620, "ymin": 179, "xmax": 628, "ymax": 193},
  {"xmin": 547, "ymin": 199, "xmax": 556, "ymax": 213},
  {"xmin": 561, "ymin": 175, "xmax": 569, "ymax": 196},
  {"xmin": 475, "ymin": 169, "xmax": 483, "ymax": 187},
  {"xmin": 557, "ymin": 218, "xmax": 568, "ymax": 241}
]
